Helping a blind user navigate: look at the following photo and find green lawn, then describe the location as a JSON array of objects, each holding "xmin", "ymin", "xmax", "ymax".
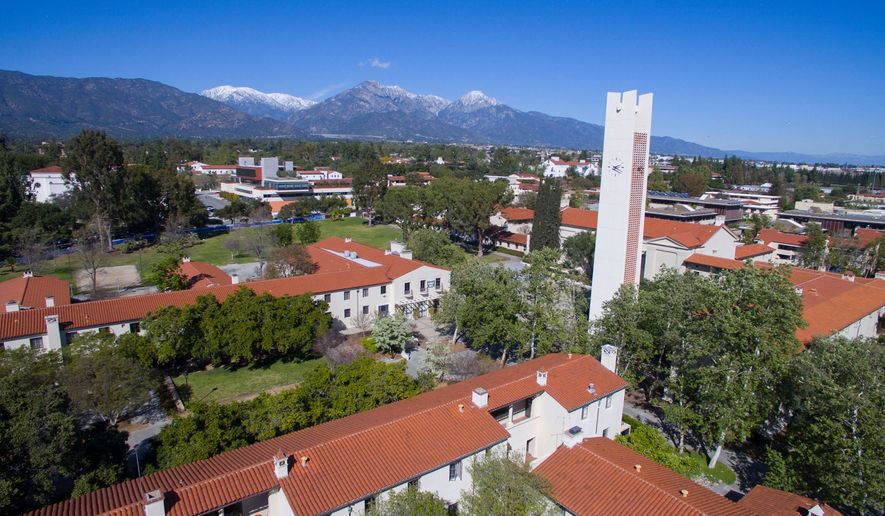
[
  {"xmin": 686, "ymin": 451, "xmax": 738, "ymax": 484},
  {"xmin": 172, "ymin": 357, "xmax": 325, "ymax": 405},
  {"xmin": 317, "ymin": 217, "xmax": 402, "ymax": 249},
  {"xmin": 0, "ymin": 218, "xmax": 400, "ymax": 285}
]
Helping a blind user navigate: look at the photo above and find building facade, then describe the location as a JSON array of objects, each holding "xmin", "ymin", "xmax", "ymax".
[{"xmin": 28, "ymin": 166, "xmax": 72, "ymax": 203}]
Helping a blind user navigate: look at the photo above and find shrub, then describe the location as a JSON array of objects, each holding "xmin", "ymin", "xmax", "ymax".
[{"xmin": 361, "ymin": 336, "xmax": 378, "ymax": 354}]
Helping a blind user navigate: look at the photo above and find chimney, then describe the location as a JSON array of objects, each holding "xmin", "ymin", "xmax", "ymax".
[
  {"xmin": 142, "ymin": 490, "xmax": 166, "ymax": 516},
  {"xmin": 231, "ymin": 273, "xmax": 240, "ymax": 285},
  {"xmin": 714, "ymin": 215, "xmax": 726, "ymax": 226},
  {"xmin": 472, "ymin": 387, "xmax": 488, "ymax": 408},
  {"xmin": 399, "ymin": 249, "xmax": 413, "ymax": 260},
  {"xmin": 563, "ymin": 425, "xmax": 583, "ymax": 448},
  {"xmin": 45, "ymin": 315, "xmax": 62, "ymax": 350},
  {"xmin": 273, "ymin": 454, "xmax": 289, "ymax": 479},
  {"xmin": 680, "ymin": 489, "xmax": 689, "ymax": 498},
  {"xmin": 182, "ymin": 256, "xmax": 191, "ymax": 263},
  {"xmin": 23, "ymin": 270, "xmax": 34, "ymax": 278},
  {"xmin": 841, "ymin": 272, "xmax": 855, "ymax": 282},
  {"xmin": 536, "ymin": 370, "xmax": 548, "ymax": 386},
  {"xmin": 794, "ymin": 286, "xmax": 803, "ymax": 296},
  {"xmin": 344, "ymin": 237, "xmax": 352, "ymax": 243},
  {"xmin": 45, "ymin": 296, "xmax": 55, "ymax": 308},
  {"xmin": 6, "ymin": 300, "xmax": 19, "ymax": 313},
  {"xmin": 601, "ymin": 344, "xmax": 618, "ymax": 373},
  {"xmin": 588, "ymin": 383, "xmax": 596, "ymax": 395}
]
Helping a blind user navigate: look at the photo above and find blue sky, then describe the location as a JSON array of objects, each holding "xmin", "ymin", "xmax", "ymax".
[{"xmin": 2, "ymin": 0, "xmax": 884, "ymax": 155}]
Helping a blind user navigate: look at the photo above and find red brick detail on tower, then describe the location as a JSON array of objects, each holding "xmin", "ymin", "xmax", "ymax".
[{"xmin": 623, "ymin": 132, "xmax": 648, "ymax": 284}]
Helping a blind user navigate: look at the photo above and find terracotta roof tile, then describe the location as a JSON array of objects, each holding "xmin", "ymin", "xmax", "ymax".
[
  {"xmin": 179, "ymin": 261, "xmax": 231, "ymax": 289},
  {"xmin": 757, "ymin": 229, "xmax": 807, "ymax": 247},
  {"xmin": 736, "ymin": 485, "xmax": 842, "ymax": 516},
  {"xmin": 684, "ymin": 253, "xmax": 745, "ymax": 270},
  {"xmin": 499, "ymin": 207, "xmax": 535, "ymax": 222},
  {"xmin": 29, "ymin": 165, "xmax": 65, "ymax": 174},
  {"xmin": 560, "ymin": 208, "xmax": 729, "ymax": 249},
  {"xmin": 536, "ymin": 438, "xmax": 751, "ymax": 516},
  {"xmin": 0, "ymin": 275, "xmax": 71, "ymax": 309},
  {"xmin": 735, "ymin": 244, "xmax": 774, "ymax": 259}
]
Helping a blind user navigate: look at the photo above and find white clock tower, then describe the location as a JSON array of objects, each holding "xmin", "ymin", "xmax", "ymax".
[{"xmin": 588, "ymin": 90, "xmax": 654, "ymax": 321}]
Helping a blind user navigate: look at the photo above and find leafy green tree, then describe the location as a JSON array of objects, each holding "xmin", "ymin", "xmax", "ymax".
[
  {"xmin": 294, "ymin": 219, "xmax": 322, "ymax": 245},
  {"xmin": 353, "ymin": 157, "xmax": 388, "ymax": 226},
  {"xmin": 801, "ymin": 223, "xmax": 827, "ymax": 269},
  {"xmin": 521, "ymin": 248, "xmax": 568, "ymax": 358},
  {"xmin": 379, "ymin": 187, "xmax": 423, "ymax": 239},
  {"xmin": 65, "ymin": 130, "xmax": 124, "ymax": 250},
  {"xmin": 616, "ymin": 421, "xmax": 699, "ymax": 477},
  {"xmin": 272, "ymin": 223, "xmax": 294, "ymax": 247},
  {"xmin": 741, "ymin": 213, "xmax": 772, "ymax": 244},
  {"xmin": 407, "ymin": 228, "xmax": 466, "ymax": 268},
  {"xmin": 460, "ymin": 449, "xmax": 551, "ymax": 516},
  {"xmin": 63, "ymin": 332, "xmax": 156, "ymax": 426},
  {"xmin": 530, "ymin": 177, "xmax": 562, "ymax": 251},
  {"xmin": 146, "ymin": 254, "xmax": 187, "ymax": 291},
  {"xmin": 155, "ymin": 401, "xmax": 252, "ymax": 469},
  {"xmin": 369, "ymin": 487, "xmax": 448, "ymax": 516},
  {"xmin": 673, "ymin": 170, "xmax": 708, "ymax": 196},
  {"xmin": 794, "ymin": 183, "xmax": 822, "ymax": 201},
  {"xmin": 444, "ymin": 179, "xmax": 510, "ymax": 256},
  {"xmin": 775, "ymin": 337, "xmax": 883, "ymax": 513},
  {"xmin": 562, "ymin": 232, "xmax": 595, "ymax": 277},
  {"xmin": 437, "ymin": 260, "xmax": 525, "ymax": 363},
  {"xmin": 371, "ymin": 315, "xmax": 412, "ymax": 354}
]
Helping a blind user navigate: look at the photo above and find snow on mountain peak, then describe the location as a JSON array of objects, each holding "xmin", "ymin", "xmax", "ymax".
[
  {"xmin": 455, "ymin": 90, "xmax": 499, "ymax": 111},
  {"xmin": 201, "ymin": 85, "xmax": 316, "ymax": 112}
]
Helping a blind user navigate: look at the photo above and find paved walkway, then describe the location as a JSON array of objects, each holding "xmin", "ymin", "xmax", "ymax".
[{"xmin": 623, "ymin": 400, "xmax": 764, "ymax": 497}]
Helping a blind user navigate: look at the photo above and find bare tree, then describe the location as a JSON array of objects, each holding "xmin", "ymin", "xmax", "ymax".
[
  {"xmin": 224, "ymin": 235, "xmax": 242, "ymax": 261},
  {"xmin": 74, "ymin": 218, "xmax": 106, "ymax": 296},
  {"xmin": 14, "ymin": 226, "xmax": 50, "ymax": 274},
  {"xmin": 243, "ymin": 227, "xmax": 273, "ymax": 276},
  {"xmin": 351, "ymin": 311, "xmax": 375, "ymax": 334},
  {"xmin": 449, "ymin": 351, "xmax": 496, "ymax": 380}
]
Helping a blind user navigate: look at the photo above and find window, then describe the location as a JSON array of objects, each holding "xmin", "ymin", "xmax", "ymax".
[
  {"xmin": 420, "ymin": 280, "xmax": 426, "ymax": 292},
  {"xmin": 323, "ymin": 293, "xmax": 331, "ymax": 303},
  {"xmin": 29, "ymin": 337, "xmax": 44, "ymax": 350},
  {"xmin": 362, "ymin": 305, "xmax": 369, "ymax": 315},
  {"xmin": 581, "ymin": 405, "xmax": 589, "ymax": 420},
  {"xmin": 404, "ymin": 282, "xmax": 411, "ymax": 294},
  {"xmin": 603, "ymin": 427, "xmax": 610, "ymax": 438},
  {"xmin": 408, "ymin": 478, "xmax": 420, "ymax": 489},
  {"xmin": 99, "ymin": 327, "xmax": 111, "ymax": 334},
  {"xmin": 129, "ymin": 322, "xmax": 140, "ymax": 334},
  {"xmin": 365, "ymin": 496, "xmax": 376, "ymax": 512},
  {"xmin": 362, "ymin": 288, "xmax": 369, "ymax": 297},
  {"xmin": 378, "ymin": 304, "xmax": 389, "ymax": 316},
  {"xmin": 491, "ymin": 407, "xmax": 509, "ymax": 423},
  {"xmin": 605, "ymin": 395, "xmax": 612, "ymax": 409},
  {"xmin": 344, "ymin": 291, "xmax": 351, "ymax": 301},
  {"xmin": 344, "ymin": 308, "xmax": 351, "ymax": 318},
  {"xmin": 448, "ymin": 461, "xmax": 462, "ymax": 481},
  {"xmin": 380, "ymin": 285, "xmax": 387, "ymax": 295},
  {"xmin": 436, "ymin": 277, "xmax": 442, "ymax": 288}
]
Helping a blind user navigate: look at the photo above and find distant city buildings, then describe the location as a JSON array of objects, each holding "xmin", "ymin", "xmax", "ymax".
[{"xmin": 542, "ymin": 155, "xmax": 599, "ymax": 177}]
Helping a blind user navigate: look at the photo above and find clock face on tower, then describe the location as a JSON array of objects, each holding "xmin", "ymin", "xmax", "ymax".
[{"xmin": 608, "ymin": 157, "xmax": 624, "ymax": 176}]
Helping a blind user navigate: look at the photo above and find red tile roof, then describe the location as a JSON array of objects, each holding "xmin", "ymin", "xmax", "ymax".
[
  {"xmin": 788, "ymin": 268, "xmax": 885, "ymax": 343},
  {"xmin": 268, "ymin": 200, "xmax": 293, "ymax": 214},
  {"xmin": 560, "ymin": 208, "xmax": 728, "ymax": 249},
  {"xmin": 499, "ymin": 207, "xmax": 535, "ymax": 222},
  {"xmin": 0, "ymin": 275, "xmax": 71, "ymax": 309},
  {"xmin": 536, "ymin": 438, "xmax": 751, "ymax": 516},
  {"xmin": 736, "ymin": 485, "xmax": 842, "ymax": 516},
  {"xmin": 735, "ymin": 243, "xmax": 774, "ymax": 260},
  {"xmin": 29, "ymin": 165, "xmax": 65, "ymax": 174},
  {"xmin": 31, "ymin": 354, "xmax": 625, "ymax": 516},
  {"xmin": 0, "ymin": 238, "xmax": 446, "ymax": 341},
  {"xmin": 757, "ymin": 229, "xmax": 807, "ymax": 247},
  {"xmin": 496, "ymin": 232, "xmax": 528, "ymax": 246},
  {"xmin": 684, "ymin": 253, "xmax": 745, "ymax": 271},
  {"xmin": 179, "ymin": 261, "xmax": 231, "ymax": 289}
]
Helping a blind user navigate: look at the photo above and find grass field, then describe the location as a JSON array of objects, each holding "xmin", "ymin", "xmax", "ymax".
[
  {"xmin": 686, "ymin": 451, "xmax": 738, "ymax": 484},
  {"xmin": 0, "ymin": 218, "xmax": 401, "ymax": 285},
  {"xmin": 172, "ymin": 357, "xmax": 325, "ymax": 405}
]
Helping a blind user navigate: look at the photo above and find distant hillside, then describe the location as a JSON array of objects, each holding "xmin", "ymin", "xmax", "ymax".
[{"xmin": 0, "ymin": 70, "xmax": 294, "ymax": 139}]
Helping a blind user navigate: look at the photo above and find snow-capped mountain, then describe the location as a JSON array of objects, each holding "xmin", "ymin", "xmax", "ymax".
[
  {"xmin": 447, "ymin": 90, "xmax": 500, "ymax": 113},
  {"xmin": 201, "ymin": 85, "xmax": 315, "ymax": 122}
]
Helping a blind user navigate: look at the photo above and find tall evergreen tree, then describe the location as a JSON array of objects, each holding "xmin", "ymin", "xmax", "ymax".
[{"xmin": 530, "ymin": 177, "xmax": 562, "ymax": 251}]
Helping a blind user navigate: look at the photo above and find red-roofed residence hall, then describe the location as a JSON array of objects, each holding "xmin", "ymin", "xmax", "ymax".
[
  {"xmin": 31, "ymin": 349, "xmax": 828, "ymax": 516},
  {"xmin": 0, "ymin": 238, "xmax": 449, "ymax": 352}
]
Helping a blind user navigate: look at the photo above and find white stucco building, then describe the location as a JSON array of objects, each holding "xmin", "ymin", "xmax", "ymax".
[
  {"xmin": 542, "ymin": 157, "xmax": 599, "ymax": 177},
  {"xmin": 589, "ymin": 90, "xmax": 653, "ymax": 320},
  {"xmin": 28, "ymin": 166, "xmax": 72, "ymax": 203}
]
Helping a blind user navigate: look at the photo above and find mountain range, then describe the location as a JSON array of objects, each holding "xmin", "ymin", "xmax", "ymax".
[{"xmin": 0, "ymin": 70, "xmax": 882, "ymax": 165}]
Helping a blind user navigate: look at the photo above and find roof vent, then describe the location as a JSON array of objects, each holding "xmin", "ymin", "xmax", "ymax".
[
  {"xmin": 536, "ymin": 370, "xmax": 548, "ymax": 386},
  {"xmin": 182, "ymin": 256, "xmax": 191, "ymax": 263},
  {"xmin": 458, "ymin": 403, "xmax": 465, "ymax": 413},
  {"xmin": 45, "ymin": 296, "xmax": 55, "ymax": 308},
  {"xmin": 794, "ymin": 286, "xmax": 803, "ymax": 296},
  {"xmin": 300, "ymin": 456, "xmax": 310, "ymax": 468},
  {"xmin": 273, "ymin": 454, "xmax": 289, "ymax": 479},
  {"xmin": 634, "ymin": 464, "xmax": 642, "ymax": 473},
  {"xmin": 588, "ymin": 383, "xmax": 596, "ymax": 395},
  {"xmin": 344, "ymin": 237, "xmax": 352, "ymax": 243},
  {"xmin": 567, "ymin": 426, "xmax": 582, "ymax": 436},
  {"xmin": 680, "ymin": 489, "xmax": 688, "ymax": 498},
  {"xmin": 841, "ymin": 272, "xmax": 855, "ymax": 282},
  {"xmin": 22, "ymin": 270, "xmax": 34, "ymax": 278},
  {"xmin": 472, "ymin": 387, "xmax": 488, "ymax": 408}
]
